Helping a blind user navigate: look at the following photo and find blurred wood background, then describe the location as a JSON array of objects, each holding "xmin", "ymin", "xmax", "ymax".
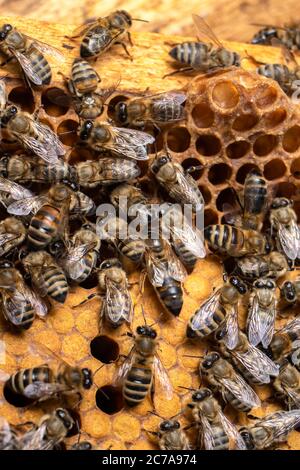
[{"xmin": 0, "ymin": 0, "xmax": 298, "ymax": 42}]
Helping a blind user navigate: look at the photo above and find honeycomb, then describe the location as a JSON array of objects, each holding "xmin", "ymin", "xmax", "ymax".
[{"xmin": 1, "ymin": 26, "xmax": 300, "ymax": 450}]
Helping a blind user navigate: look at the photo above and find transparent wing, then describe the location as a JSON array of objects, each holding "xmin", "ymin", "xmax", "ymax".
[
  {"xmin": 217, "ymin": 410, "xmax": 247, "ymax": 450},
  {"xmin": 25, "ymin": 287, "xmax": 49, "ymax": 318},
  {"xmin": 16, "ymin": 134, "xmax": 60, "ymax": 164},
  {"xmin": 70, "ymin": 19, "xmax": 99, "ymax": 37},
  {"xmin": 11, "ymin": 49, "xmax": 43, "ymax": 86},
  {"xmin": 256, "ymin": 410, "xmax": 300, "ymax": 448},
  {"xmin": 33, "ymin": 120, "xmax": 66, "ymax": 158},
  {"xmin": 165, "ymin": 240, "xmax": 187, "ymax": 282},
  {"xmin": 28, "ymin": 39, "xmax": 65, "ymax": 62},
  {"xmin": 154, "ymin": 355, "xmax": 173, "ymax": 400},
  {"xmin": 145, "ymin": 249, "xmax": 166, "ymax": 287},
  {"xmin": 1, "ymin": 290, "xmax": 32, "ymax": 326},
  {"xmin": 23, "ymin": 381, "xmax": 69, "ymax": 399},
  {"xmin": 0, "ymin": 232, "xmax": 19, "ymax": 246},
  {"xmin": 221, "ymin": 375, "xmax": 261, "ymax": 409},
  {"xmin": 108, "ymin": 127, "xmax": 155, "ymax": 160},
  {"xmin": 105, "ymin": 277, "xmax": 132, "ymax": 324},
  {"xmin": 278, "ymin": 221, "xmax": 300, "ymax": 260},
  {"xmin": 21, "ymin": 421, "xmax": 63, "ymax": 450},
  {"xmin": 233, "ymin": 341, "xmax": 279, "ymax": 383},
  {"xmin": 199, "ymin": 414, "xmax": 215, "ymax": 450},
  {"xmin": 7, "ymin": 195, "xmax": 46, "ymax": 216},
  {"xmin": 223, "ymin": 304, "xmax": 239, "ymax": 350},
  {"xmin": 192, "ymin": 14, "xmax": 224, "ymax": 48},
  {"xmin": 189, "ymin": 290, "xmax": 221, "ymax": 332},
  {"xmin": 64, "ymin": 242, "xmax": 96, "ymax": 280},
  {"xmin": 279, "ymin": 318, "xmax": 300, "ymax": 335},
  {"xmin": 0, "ymin": 177, "xmax": 33, "ymax": 200},
  {"xmin": 115, "ymin": 348, "xmax": 135, "ymax": 385},
  {"xmin": 254, "ymin": 298, "xmax": 276, "ymax": 348},
  {"xmin": 164, "ymin": 217, "xmax": 206, "ymax": 258},
  {"xmin": 173, "ymin": 171, "xmax": 204, "ymax": 210},
  {"xmin": 150, "ymin": 92, "xmax": 186, "ymax": 121}
]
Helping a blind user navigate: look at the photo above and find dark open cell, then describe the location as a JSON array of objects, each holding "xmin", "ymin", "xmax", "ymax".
[
  {"xmin": 282, "ymin": 126, "xmax": 300, "ymax": 153},
  {"xmin": 263, "ymin": 108, "xmax": 287, "ymax": 128},
  {"xmin": 196, "ymin": 134, "xmax": 221, "ymax": 156},
  {"xmin": 216, "ymin": 187, "xmax": 238, "ymax": 212},
  {"xmin": 3, "ymin": 381, "xmax": 34, "ymax": 408},
  {"xmin": 291, "ymin": 158, "xmax": 300, "ymax": 179},
  {"xmin": 236, "ymin": 164, "xmax": 260, "ymax": 184},
  {"xmin": 226, "ymin": 140, "xmax": 250, "ymax": 159},
  {"xmin": 78, "ymin": 271, "xmax": 99, "ymax": 289},
  {"xmin": 192, "ymin": 102, "xmax": 214, "ymax": 128},
  {"xmin": 57, "ymin": 120, "xmax": 79, "ymax": 146},
  {"xmin": 223, "ymin": 257, "xmax": 237, "ymax": 276},
  {"xmin": 107, "ymin": 95, "xmax": 129, "ymax": 120},
  {"xmin": 204, "ymin": 209, "xmax": 219, "ymax": 226},
  {"xmin": 275, "ymin": 182, "xmax": 296, "ymax": 199},
  {"xmin": 41, "ymin": 87, "xmax": 70, "ymax": 117},
  {"xmin": 181, "ymin": 157, "xmax": 204, "ymax": 180},
  {"xmin": 8, "ymin": 86, "xmax": 35, "ymax": 113},
  {"xmin": 198, "ymin": 185, "xmax": 212, "ymax": 205},
  {"xmin": 253, "ymin": 134, "xmax": 277, "ymax": 156},
  {"xmin": 95, "ymin": 385, "xmax": 124, "ymax": 415},
  {"xmin": 208, "ymin": 163, "xmax": 232, "ymax": 185},
  {"xmin": 167, "ymin": 127, "xmax": 191, "ymax": 152},
  {"xmin": 232, "ymin": 112, "xmax": 259, "ymax": 131},
  {"xmin": 90, "ymin": 335, "xmax": 120, "ymax": 363},
  {"xmin": 68, "ymin": 148, "xmax": 93, "ymax": 165},
  {"xmin": 66, "ymin": 409, "xmax": 81, "ymax": 437},
  {"xmin": 263, "ymin": 159, "xmax": 286, "ymax": 180}
]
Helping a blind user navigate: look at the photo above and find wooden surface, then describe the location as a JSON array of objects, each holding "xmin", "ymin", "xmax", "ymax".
[{"xmin": 0, "ymin": 0, "xmax": 298, "ymax": 42}]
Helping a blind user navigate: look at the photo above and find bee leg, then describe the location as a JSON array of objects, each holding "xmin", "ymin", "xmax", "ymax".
[
  {"xmin": 0, "ymin": 57, "xmax": 14, "ymax": 67},
  {"xmin": 117, "ymin": 41, "xmax": 133, "ymax": 60},
  {"xmin": 163, "ymin": 68, "xmax": 194, "ymax": 79},
  {"xmin": 73, "ymin": 293, "xmax": 101, "ymax": 308},
  {"xmin": 127, "ymin": 32, "xmax": 134, "ymax": 47}
]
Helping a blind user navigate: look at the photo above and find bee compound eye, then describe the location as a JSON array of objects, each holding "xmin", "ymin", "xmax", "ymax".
[
  {"xmin": 174, "ymin": 421, "xmax": 180, "ymax": 429},
  {"xmin": 4, "ymin": 24, "xmax": 12, "ymax": 32},
  {"xmin": 136, "ymin": 326, "xmax": 144, "ymax": 335}
]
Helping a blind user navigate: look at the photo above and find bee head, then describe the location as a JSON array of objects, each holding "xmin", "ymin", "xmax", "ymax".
[
  {"xmin": 202, "ymin": 352, "xmax": 220, "ymax": 369},
  {"xmin": 113, "ymin": 10, "xmax": 132, "ymax": 28},
  {"xmin": 0, "ymin": 153, "xmax": 10, "ymax": 177},
  {"xmin": 0, "ymin": 260, "xmax": 13, "ymax": 269},
  {"xmin": 151, "ymin": 155, "xmax": 171, "ymax": 174},
  {"xmin": 115, "ymin": 102, "xmax": 128, "ymax": 124},
  {"xmin": 160, "ymin": 420, "xmax": 180, "ymax": 432},
  {"xmin": 251, "ymin": 27, "xmax": 278, "ymax": 45},
  {"xmin": 1, "ymin": 105, "xmax": 18, "ymax": 125},
  {"xmin": 0, "ymin": 24, "xmax": 12, "ymax": 41},
  {"xmin": 79, "ymin": 120, "xmax": 93, "ymax": 140},
  {"xmin": 282, "ymin": 281, "xmax": 296, "ymax": 301},
  {"xmin": 190, "ymin": 388, "xmax": 212, "ymax": 404},
  {"xmin": 229, "ymin": 276, "xmax": 247, "ymax": 294},
  {"xmin": 239, "ymin": 428, "xmax": 255, "ymax": 449},
  {"xmin": 136, "ymin": 325, "xmax": 157, "ymax": 339},
  {"xmin": 55, "ymin": 409, "xmax": 74, "ymax": 430},
  {"xmin": 100, "ymin": 258, "xmax": 122, "ymax": 270},
  {"xmin": 271, "ymin": 197, "xmax": 290, "ymax": 209},
  {"xmin": 82, "ymin": 368, "xmax": 93, "ymax": 389}
]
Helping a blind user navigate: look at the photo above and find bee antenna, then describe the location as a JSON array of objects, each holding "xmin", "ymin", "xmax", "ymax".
[
  {"xmin": 132, "ymin": 18, "xmax": 149, "ymax": 23},
  {"xmin": 141, "ymin": 305, "xmax": 148, "ymax": 326},
  {"xmin": 170, "ymin": 410, "xmax": 183, "ymax": 420},
  {"xmin": 148, "ymin": 410, "xmax": 164, "ymax": 419},
  {"xmin": 149, "ymin": 312, "xmax": 164, "ymax": 328},
  {"xmin": 58, "ymin": 130, "xmax": 77, "ymax": 136},
  {"xmin": 182, "ymin": 354, "xmax": 202, "ymax": 358},
  {"xmin": 178, "ymin": 386, "xmax": 196, "ymax": 391},
  {"xmin": 93, "ymin": 364, "xmax": 105, "ymax": 378}
]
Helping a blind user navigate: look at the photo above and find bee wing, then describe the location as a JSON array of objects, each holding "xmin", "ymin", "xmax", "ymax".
[
  {"xmin": 0, "ymin": 370, "xmax": 10, "ymax": 382},
  {"xmin": 16, "ymin": 134, "xmax": 59, "ymax": 164},
  {"xmin": 174, "ymin": 171, "xmax": 204, "ymax": 211},
  {"xmin": 278, "ymin": 221, "xmax": 300, "ymax": 260},
  {"xmin": 32, "ymin": 120, "xmax": 66, "ymax": 158},
  {"xmin": 221, "ymin": 375, "xmax": 261, "ymax": 409},
  {"xmin": 145, "ymin": 249, "xmax": 166, "ymax": 287},
  {"xmin": 23, "ymin": 381, "xmax": 68, "ymax": 399},
  {"xmin": 1, "ymin": 290, "xmax": 32, "ymax": 326},
  {"xmin": 164, "ymin": 219, "xmax": 206, "ymax": 258},
  {"xmin": 70, "ymin": 19, "xmax": 99, "ymax": 37},
  {"xmin": 0, "ymin": 232, "xmax": 19, "ymax": 246},
  {"xmin": 255, "ymin": 410, "xmax": 300, "ymax": 448},
  {"xmin": 45, "ymin": 87, "xmax": 72, "ymax": 108},
  {"xmin": 164, "ymin": 240, "xmax": 187, "ymax": 282},
  {"xmin": 27, "ymin": 39, "xmax": 65, "ymax": 62},
  {"xmin": 189, "ymin": 289, "xmax": 221, "ymax": 332},
  {"xmin": 199, "ymin": 414, "xmax": 215, "ymax": 450},
  {"xmin": 7, "ymin": 195, "xmax": 47, "ymax": 216},
  {"xmin": 10, "ymin": 49, "xmax": 43, "ymax": 86},
  {"xmin": 115, "ymin": 348, "xmax": 135, "ymax": 385},
  {"xmin": 217, "ymin": 410, "xmax": 247, "ymax": 450},
  {"xmin": 0, "ymin": 417, "xmax": 18, "ymax": 450},
  {"xmin": 108, "ymin": 127, "xmax": 155, "ymax": 161},
  {"xmin": 232, "ymin": 342, "xmax": 279, "ymax": 383},
  {"xmin": 150, "ymin": 93, "xmax": 186, "ymax": 121},
  {"xmin": 64, "ymin": 242, "xmax": 96, "ymax": 280},
  {"xmin": 0, "ymin": 177, "xmax": 33, "ymax": 200},
  {"xmin": 223, "ymin": 304, "xmax": 239, "ymax": 350},
  {"xmin": 105, "ymin": 277, "xmax": 132, "ymax": 324},
  {"xmin": 284, "ymin": 388, "xmax": 300, "ymax": 409},
  {"xmin": 153, "ymin": 355, "xmax": 173, "ymax": 400},
  {"xmin": 248, "ymin": 295, "xmax": 276, "ymax": 348},
  {"xmin": 21, "ymin": 420, "xmax": 63, "ymax": 450},
  {"xmin": 279, "ymin": 318, "xmax": 300, "ymax": 335},
  {"xmin": 24, "ymin": 287, "xmax": 49, "ymax": 318},
  {"xmin": 192, "ymin": 14, "xmax": 224, "ymax": 48}
]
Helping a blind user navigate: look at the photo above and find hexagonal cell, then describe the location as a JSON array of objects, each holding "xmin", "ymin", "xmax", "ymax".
[
  {"xmin": 236, "ymin": 163, "xmax": 260, "ymax": 184},
  {"xmin": 263, "ymin": 159, "xmax": 286, "ymax": 180},
  {"xmin": 95, "ymin": 386, "xmax": 124, "ymax": 415},
  {"xmin": 211, "ymin": 81, "xmax": 239, "ymax": 109},
  {"xmin": 166, "ymin": 127, "xmax": 191, "ymax": 152},
  {"xmin": 68, "ymin": 148, "xmax": 94, "ymax": 164},
  {"xmin": 208, "ymin": 163, "xmax": 232, "ymax": 185},
  {"xmin": 196, "ymin": 134, "xmax": 221, "ymax": 156},
  {"xmin": 216, "ymin": 187, "xmax": 237, "ymax": 212},
  {"xmin": 181, "ymin": 157, "xmax": 204, "ymax": 180},
  {"xmin": 41, "ymin": 87, "xmax": 70, "ymax": 116},
  {"xmin": 90, "ymin": 336, "xmax": 120, "ymax": 364},
  {"xmin": 204, "ymin": 208, "xmax": 219, "ymax": 225},
  {"xmin": 255, "ymin": 85, "xmax": 278, "ymax": 108},
  {"xmin": 291, "ymin": 158, "xmax": 300, "ymax": 179},
  {"xmin": 275, "ymin": 181, "xmax": 296, "ymax": 198},
  {"xmin": 253, "ymin": 134, "xmax": 278, "ymax": 157},
  {"xmin": 198, "ymin": 185, "xmax": 212, "ymax": 205},
  {"xmin": 57, "ymin": 119, "xmax": 79, "ymax": 146},
  {"xmin": 226, "ymin": 140, "xmax": 250, "ymax": 159},
  {"xmin": 191, "ymin": 102, "xmax": 214, "ymax": 128},
  {"xmin": 282, "ymin": 125, "xmax": 300, "ymax": 153},
  {"xmin": 232, "ymin": 112, "xmax": 259, "ymax": 132},
  {"xmin": 263, "ymin": 108, "xmax": 287, "ymax": 129},
  {"xmin": 8, "ymin": 86, "xmax": 35, "ymax": 113}
]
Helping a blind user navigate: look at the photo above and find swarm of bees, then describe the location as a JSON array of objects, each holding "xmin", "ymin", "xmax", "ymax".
[{"xmin": 0, "ymin": 9, "xmax": 300, "ymax": 452}]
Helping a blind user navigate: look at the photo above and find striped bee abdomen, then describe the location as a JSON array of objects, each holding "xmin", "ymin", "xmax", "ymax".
[
  {"xmin": 26, "ymin": 45, "xmax": 51, "ymax": 85},
  {"xmin": 223, "ymin": 389, "xmax": 252, "ymax": 412},
  {"xmin": 210, "ymin": 424, "xmax": 230, "ymax": 450},
  {"xmin": 156, "ymin": 276, "xmax": 183, "ymax": 316},
  {"xmin": 169, "ymin": 42, "xmax": 210, "ymax": 69},
  {"xmin": 4, "ymin": 297, "xmax": 35, "ymax": 330},
  {"xmin": 28, "ymin": 205, "xmax": 60, "ymax": 250},
  {"xmin": 7, "ymin": 366, "xmax": 54, "ymax": 396},
  {"xmin": 42, "ymin": 266, "xmax": 68, "ymax": 303},
  {"xmin": 123, "ymin": 360, "xmax": 153, "ymax": 407}
]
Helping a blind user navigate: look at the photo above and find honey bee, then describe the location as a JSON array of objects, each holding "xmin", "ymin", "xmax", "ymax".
[
  {"xmin": 217, "ymin": 330, "xmax": 279, "ymax": 385},
  {"xmin": 267, "ymin": 318, "xmax": 300, "ymax": 366},
  {"xmin": 0, "ymin": 175, "xmax": 34, "ymax": 210},
  {"xmin": 6, "ymin": 183, "xmax": 74, "ymax": 250},
  {"xmin": 117, "ymin": 323, "xmax": 173, "ymax": 407},
  {"xmin": 0, "ymin": 260, "xmax": 48, "ymax": 330},
  {"xmin": 168, "ymin": 15, "xmax": 240, "ymax": 76},
  {"xmin": 20, "ymin": 408, "xmax": 74, "ymax": 450},
  {"xmin": 280, "ymin": 278, "xmax": 300, "ymax": 308},
  {"xmin": 145, "ymin": 238, "xmax": 186, "ymax": 317},
  {"xmin": 151, "ymin": 153, "xmax": 204, "ymax": 212},
  {"xmin": 110, "ymin": 182, "xmax": 151, "ymax": 223},
  {"xmin": 0, "ymin": 217, "xmax": 26, "ymax": 257},
  {"xmin": 256, "ymin": 63, "xmax": 300, "ymax": 96},
  {"xmin": 200, "ymin": 352, "xmax": 261, "ymax": 412},
  {"xmin": 0, "ymin": 106, "xmax": 65, "ymax": 164},
  {"xmin": 68, "ymin": 188, "xmax": 96, "ymax": 218},
  {"xmin": 186, "ymin": 276, "xmax": 246, "ymax": 350},
  {"xmin": 239, "ymin": 410, "xmax": 300, "ymax": 450},
  {"xmin": 160, "ymin": 203, "xmax": 206, "ymax": 269},
  {"xmin": 148, "ymin": 418, "xmax": 190, "ymax": 450},
  {"xmin": 63, "ymin": 223, "xmax": 101, "ymax": 283},
  {"xmin": 186, "ymin": 388, "xmax": 246, "ymax": 450},
  {"xmin": 69, "ymin": 11, "xmax": 136, "ymax": 60},
  {"xmin": 247, "ymin": 278, "xmax": 277, "ymax": 348},
  {"xmin": 78, "ymin": 120, "xmax": 155, "ymax": 160},
  {"xmin": 234, "ymin": 251, "xmax": 289, "ymax": 282},
  {"xmin": 96, "ymin": 212, "xmax": 145, "ymax": 263},
  {"xmin": 270, "ymin": 197, "xmax": 300, "ymax": 261},
  {"xmin": 251, "ymin": 23, "xmax": 300, "ymax": 51},
  {"xmin": 75, "ymin": 158, "xmax": 140, "ymax": 188},
  {"xmin": 273, "ymin": 361, "xmax": 300, "ymax": 409},
  {"xmin": 113, "ymin": 91, "xmax": 186, "ymax": 128},
  {"xmin": 22, "ymin": 251, "xmax": 69, "ymax": 304},
  {"xmin": 0, "ymin": 23, "xmax": 63, "ymax": 87},
  {"xmin": 242, "ymin": 169, "xmax": 268, "ymax": 231},
  {"xmin": 0, "ymin": 153, "xmax": 76, "ymax": 185},
  {"xmin": 0, "ymin": 417, "xmax": 20, "ymax": 450},
  {"xmin": 204, "ymin": 224, "xmax": 271, "ymax": 257}
]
